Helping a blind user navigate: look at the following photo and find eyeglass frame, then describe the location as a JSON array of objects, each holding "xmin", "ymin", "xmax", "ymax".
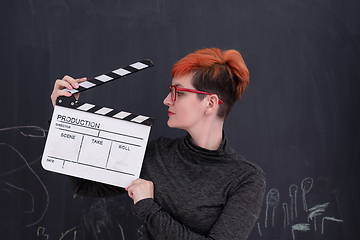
[{"xmin": 169, "ymin": 85, "xmax": 223, "ymax": 104}]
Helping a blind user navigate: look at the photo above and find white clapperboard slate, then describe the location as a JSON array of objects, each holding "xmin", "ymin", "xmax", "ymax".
[{"xmin": 42, "ymin": 60, "xmax": 154, "ymax": 188}]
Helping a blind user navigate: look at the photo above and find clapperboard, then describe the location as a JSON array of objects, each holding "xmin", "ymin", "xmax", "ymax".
[{"xmin": 42, "ymin": 60, "xmax": 154, "ymax": 188}]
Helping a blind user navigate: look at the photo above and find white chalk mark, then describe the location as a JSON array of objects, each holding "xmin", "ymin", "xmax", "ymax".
[
  {"xmin": 37, "ymin": 227, "xmax": 49, "ymax": 240},
  {"xmin": 138, "ymin": 225, "xmax": 145, "ymax": 240},
  {"xmin": 60, "ymin": 227, "xmax": 77, "ymax": 240},
  {"xmin": 308, "ymin": 203, "xmax": 329, "ymax": 220},
  {"xmin": 0, "ymin": 126, "xmax": 46, "ymax": 138},
  {"xmin": 0, "ymin": 143, "xmax": 49, "ymax": 227},
  {"xmin": 307, "ymin": 202, "xmax": 329, "ymax": 231},
  {"xmin": 301, "ymin": 177, "xmax": 313, "ymax": 212},
  {"xmin": 321, "ymin": 217, "xmax": 343, "ymax": 235},
  {"xmin": 289, "ymin": 184, "xmax": 298, "ymax": 220},
  {"xmin": 291, "ymin": 223, "xmax": 310, "ymax": 240},
  {"xmin": 0, "ymin": 126, "xmax": 49, "ymax": 229},
  {"xmin": 265, "ymin": 188, "xmax": 280, "ymax": 228},
  {"xmin": 283, "ymin": 203, "xmax": 289, "ymax": 228},
  {"xmin": 257, "ymin": 222, "xmax": 262, "ymax": 236},
  {"xmin": 118, "ymin": 222, "xmax": 125, "ymax": 240},
  {"xmin": 1, "ymin": 181, "xmax": 34, "ymax": 213}
]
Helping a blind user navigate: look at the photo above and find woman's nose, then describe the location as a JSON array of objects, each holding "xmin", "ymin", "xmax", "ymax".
[{"xmin": 163, "ymin": 93, "xmax": 173, "ymax": 106}]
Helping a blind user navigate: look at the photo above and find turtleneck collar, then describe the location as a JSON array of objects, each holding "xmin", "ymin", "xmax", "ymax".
[{"xmin": 183, "ymin": 131, "xmax": 227, "ymax": 157}]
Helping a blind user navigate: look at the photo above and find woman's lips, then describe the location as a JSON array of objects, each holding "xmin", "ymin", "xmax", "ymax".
[{"xmin": 168, "ymin": 110, "xmax": 175, "ymax": 116}]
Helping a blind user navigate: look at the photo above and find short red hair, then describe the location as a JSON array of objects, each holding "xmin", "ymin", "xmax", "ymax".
[{"xmin": 171, "ymin": 48, "xmax": 249, "ymax": 118}]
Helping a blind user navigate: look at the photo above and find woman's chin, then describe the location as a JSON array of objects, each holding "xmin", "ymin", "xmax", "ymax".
[
  {"xmin": 167, "ymin": 120, "xmax": 174, "ymax": 128},
  {"xmin": 167, "ymin": 119, "xmax": 180, "ymax": 129}
]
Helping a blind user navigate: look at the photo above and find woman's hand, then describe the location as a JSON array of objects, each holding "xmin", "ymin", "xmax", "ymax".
[
  {"xmin": 50, "ymin": 75, "xmax": 87, "ymax": 107},
  {"xmin": 126, "ymin": 178, "xmax": 154, "ymax": 204}
]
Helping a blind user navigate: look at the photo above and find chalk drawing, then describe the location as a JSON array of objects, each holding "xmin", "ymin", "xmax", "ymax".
[
  {"xmin": 289, "ymin": 184, "xmax": 298, "ymax": 220},
  {"xmin": 37, "ymin": 227, "xmax": 49, "ymax": 240},
  {"xmin": 60, "ymin": 227, "xmax": 77, "ymax": 240},
  {"xmin": 0, "ymin": 125, "xmax": 46, "ymax": 137},
  {"xmin": 257, "ymin": 222, "xmax": 262, "ymax": 236},
  {"xmin": 256, "ymin": 176, "xmax": 344, "ymax": 238},
  {"xmin": 117, "ymin": 222, "xmax": 125, "ymax": 240},
  {"xmin": 0, "ymin": 181, "xmax": 34, "ymax": 213},
  {"xmin": 2, "ymin": 126, "xmax": 129, "ymax": 239},
  {"xmin": 321, "ymin": 217, "xmax": 343, "ymax": 235},
  {"xmin": 301, "ymin": 177, "xmax": 313, "ymax": 212},
  {"xmin": 265, "ymin": 188, "xmax": 280, "ymax": 228},
  {"xmin": 0, "ymin": 126, "xmax": 49, "ymax": 227},
  {"xmin": 283, "ymin": 203, "xmax": 289, "ymax": 228},
  {"xmin": 37, "ymin": 226, "xmax": 78, "ymax": 240},
  {"xmin": 138, "ymin": 225, "xmax": 145, "ymax": 240},
  {"xmin": 307, "ymin": 202, "xmax": 329, "ymax": 231},
  {"xmin": 291, "ymin": 223, "xmax": 310, "ymax": 240}
]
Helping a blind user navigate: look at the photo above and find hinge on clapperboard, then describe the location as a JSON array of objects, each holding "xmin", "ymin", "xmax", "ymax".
[{"xmin": 42, "ymin": 59, "xmax": 155, "ymax": 188}]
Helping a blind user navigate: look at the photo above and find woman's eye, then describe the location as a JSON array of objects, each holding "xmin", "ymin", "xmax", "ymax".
[{"xmin": 177, "ymin": 91, "xmax": 183, "ymax": 96}]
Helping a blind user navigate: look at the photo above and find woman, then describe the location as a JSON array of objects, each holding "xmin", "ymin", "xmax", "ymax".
[{"xmin": 51, "ymin": 48, "xmax": 266, "ymax": 239}]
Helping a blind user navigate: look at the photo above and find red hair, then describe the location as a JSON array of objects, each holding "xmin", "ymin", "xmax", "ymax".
[
  {"xmin": 171, "ymin": 48, "xmax": 249, "ymax": 100},
  {"xmin": 171, "ymin": 48, "xmax": 249, "ymax": 118}
]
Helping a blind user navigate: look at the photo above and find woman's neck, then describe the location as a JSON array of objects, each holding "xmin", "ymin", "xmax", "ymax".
[{"xmin": 187, "ymin": 119, "xmax": 224, "ymax": 150}]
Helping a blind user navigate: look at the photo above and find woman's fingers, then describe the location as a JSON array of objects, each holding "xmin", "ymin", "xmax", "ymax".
[
  {"xmin": 50, "ymin": 76, "xmax": 87, "ymax": 107},
  {"xmin": 126, "ymin": 178, "xmax": 154, "ymax": 204},
  {"xmin": 62, "ymin": 75, "xmax": 87, "ymax": 89}
]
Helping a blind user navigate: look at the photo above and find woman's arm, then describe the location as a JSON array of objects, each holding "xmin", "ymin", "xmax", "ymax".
[{"xmin": 132, "ymin": 171, "xmax": 266, "ymax": 240}]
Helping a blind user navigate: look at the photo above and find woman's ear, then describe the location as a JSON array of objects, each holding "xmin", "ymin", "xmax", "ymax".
[{"xmin": 205, "ymin": 95, "xmax": 220, "ymax": 115}]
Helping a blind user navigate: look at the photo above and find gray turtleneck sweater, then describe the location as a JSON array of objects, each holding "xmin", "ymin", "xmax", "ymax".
[{"xmin": 69, "ymin": 134, "xmax": 266, "ymax": 239}]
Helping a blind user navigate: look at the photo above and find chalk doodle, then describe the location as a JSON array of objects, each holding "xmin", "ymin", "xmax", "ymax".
[
  {"xmin": 301, "ymin": 177, "xmax": 313, "ymax": 212},
  {"xmin": 37, "ymin": 227, "xmax": 49, "ymax": 239},
  {"xmin": 307, "ymin": 202, "xmax": 329, "ymax": 231},
  {"xmin": 289, "ymin": 184, "xmax": 298, "ymax": 220},
  {"xmin": 0, "ymin": 126, "xmax": 49, "ymax": 229},
  {"xmin": 37, "ymin": 226, "xmax": 77, "ymax": 240},
  {"xmin": 256, "ymin": 177, "xmax": 344, "ymax": 240},
  {"xmin": 32, "ymin": 185, "xmax": 129, "ymax": 240},
  {"xmin": 137, "ymin": 225, "xmax": 145, "ymax": 240},
  {"xmin": 265, "ymin": 188, "xmax": 280, "ymax": 227},
  {"xmin": 282, "ymin": 203, "xmax": 289, "ymax": 228},
  {"xmin": 79, "ymin": 198, "xmax": 127, "ymax": 240},
  {"xmin": 291, "ymin": 223, "xmax": 310, "ymax": 240},
  {"xmin": 257, "ymin": 222, "xmax": 262, "ymax": 236},
  {"xmin": 321, "ymin": 217, "xmax": 343, "ymax": 235},
  {"xmin": 117, "ymin": 222, "xmax": 125, "ymax": 240},
  {"xmin": 60, "ymin": 227, "xmax": 77, "ymax": 240},
  {"xmin": 36, "ymin": 221, "xmax": 125, "ymax": 239}
]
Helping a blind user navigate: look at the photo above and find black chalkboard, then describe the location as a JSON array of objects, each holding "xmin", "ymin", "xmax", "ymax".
[{"xmin": 1, "ymin": 0, "xmax": 359, "ymax": 239}]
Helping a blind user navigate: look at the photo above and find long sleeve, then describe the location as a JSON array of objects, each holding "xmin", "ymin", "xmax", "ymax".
[
  {"xmin": 133, "ymin": 169, "xmax": 266, "ymax": 240},
  {"xmin": 66, "ymin": 134, "xmax": 266, "ymax": 240}
]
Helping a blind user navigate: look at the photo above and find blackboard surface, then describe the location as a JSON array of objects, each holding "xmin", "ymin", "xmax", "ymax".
[{"xmin": 1, "ymin": 0, "xmax": 359, "ymax": 239}]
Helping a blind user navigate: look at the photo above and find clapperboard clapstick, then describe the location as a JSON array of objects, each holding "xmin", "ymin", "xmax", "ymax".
[
  {"xmin": 42, "ymin": 59, "xmax": 154, "ymax": 188},
  {"xmin": 67, "ymin": 59, "xmax": 154, "ymax": 95}
]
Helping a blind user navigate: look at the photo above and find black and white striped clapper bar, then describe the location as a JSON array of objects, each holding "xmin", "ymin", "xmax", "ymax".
[
  {"xmin": 67, "ymin": 59, "xmax": 154, "ymax": 95},
  {"xmin": 41, "ymin": 60, "xmax": 154, "ymax": 188}
]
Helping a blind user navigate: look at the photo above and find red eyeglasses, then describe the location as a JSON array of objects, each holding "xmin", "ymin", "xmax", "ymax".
[{"xmin": 169, "ymin": 85, "xmax": 223, "ymax": 104}]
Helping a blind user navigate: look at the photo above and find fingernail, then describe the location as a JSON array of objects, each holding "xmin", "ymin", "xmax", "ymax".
[
  {"xmin": 68, "ymin": 84, "xmax": 73, "ymax": 90},
  {"xmin": 67, "ymin": 92, "xmax": 72, "ymax": 96},
  {"xmin": 74, "ymin": 83, "xmax": 79, "ymax": 89}
]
